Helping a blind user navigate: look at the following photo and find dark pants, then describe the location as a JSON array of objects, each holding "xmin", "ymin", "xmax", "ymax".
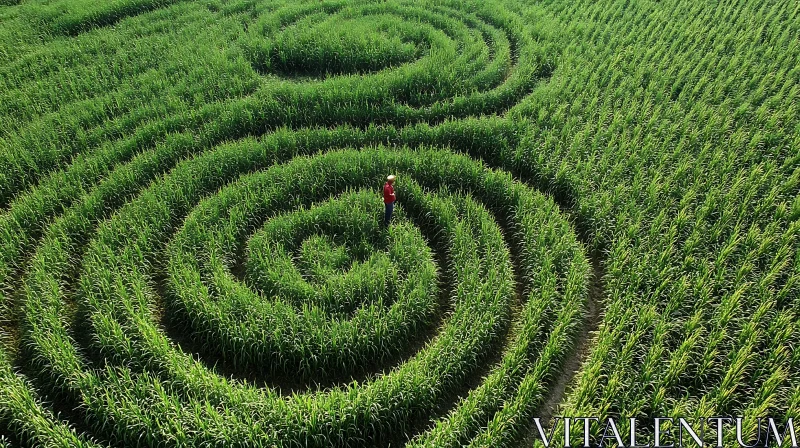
[{"xmin": 384, "ymin": 201, "xmax": 394, "ymax": 226}]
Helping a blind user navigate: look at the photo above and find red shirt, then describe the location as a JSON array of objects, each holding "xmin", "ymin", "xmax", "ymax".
[{"xmin": 383, "ymin": 182, "xmax": 395, "ymax": 204}]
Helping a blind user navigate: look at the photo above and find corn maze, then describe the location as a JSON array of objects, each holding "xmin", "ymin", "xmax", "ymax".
[{"xmin": 0, "ymin": 0, "xmax": 798, "ymax": 446}]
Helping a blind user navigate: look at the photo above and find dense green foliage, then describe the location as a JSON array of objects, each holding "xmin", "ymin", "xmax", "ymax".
[{"xmin": 0, "ymin": 0, "xmax": 797, "ymax": 446}]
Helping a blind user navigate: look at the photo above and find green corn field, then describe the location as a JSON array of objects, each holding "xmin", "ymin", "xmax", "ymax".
[{"xmin": 0, "ymin": 0, "xmax": 797, "ymax": 446}]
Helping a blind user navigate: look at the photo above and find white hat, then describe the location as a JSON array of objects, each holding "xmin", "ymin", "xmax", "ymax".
[{"xmin": 387, "ymin": 175, "xmax": 396, "ymax": 181}]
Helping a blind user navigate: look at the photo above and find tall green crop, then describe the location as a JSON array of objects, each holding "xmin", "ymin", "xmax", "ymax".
[{"xmin": 0, "ymin": 0, "xmax": 797, "ymax": 446}]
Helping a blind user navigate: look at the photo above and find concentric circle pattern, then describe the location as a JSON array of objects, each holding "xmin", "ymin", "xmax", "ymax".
[
  {"xmin": 238, "ymin": 0, "xmax": 553, "ymax": 124},
  {"xmin": 7, "ymin": 141, "xmax": 589, "ymax": 446},
  {"xmin": 2, "ymin": 0, "xmax": 799, "ymax": 447}
]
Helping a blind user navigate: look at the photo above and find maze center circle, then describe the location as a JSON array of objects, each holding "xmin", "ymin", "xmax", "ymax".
[
  {"xmin": 264, "ymin": 14, "xmax": 426, "ymax": 77},
  {"xmin": 244, "ymin": 192, "xmax": 428, "ymax": 316},
  {"xmin": 293, "ymin": 235, "xmax": 363, "ymax": 288}
]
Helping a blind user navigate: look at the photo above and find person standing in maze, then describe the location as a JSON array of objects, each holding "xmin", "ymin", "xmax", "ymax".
[{"xmin": 384, "ymin": 175, "xmax": 396, "ymax": 227}]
